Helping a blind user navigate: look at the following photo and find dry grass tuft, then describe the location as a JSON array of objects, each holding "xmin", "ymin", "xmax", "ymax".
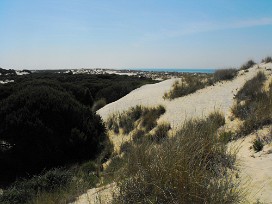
[{"xmin": 109, "ymin": 112, "xmax": 243, "ymax": 204}]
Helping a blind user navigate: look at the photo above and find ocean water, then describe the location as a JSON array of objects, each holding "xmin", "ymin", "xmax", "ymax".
[{"xmin": 131, "ymin": 68, "xmax": 215, "ymax": 74}]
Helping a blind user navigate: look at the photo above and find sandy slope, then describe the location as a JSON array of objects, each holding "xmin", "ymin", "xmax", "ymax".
[
  {"xmin": 98, "ymin": 65, "xmax": 265, "ymax": 130},
  {"xmin": 231, "ymin": 126, "xmax": 272, "ymax": 203},
  {"xmin": 74, "ymin": 63, "xmax": 272, "ymax": 204}
]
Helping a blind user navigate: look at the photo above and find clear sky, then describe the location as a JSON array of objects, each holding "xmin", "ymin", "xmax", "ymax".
[{"xmin": 0, "ymin": 0, "xmax": 272, "ymax": 69}]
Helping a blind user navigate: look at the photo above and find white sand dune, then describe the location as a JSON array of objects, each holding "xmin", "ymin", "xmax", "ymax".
[{"xmin": 98, "ymin": 64, "xmax": 268, "ymax": 130}]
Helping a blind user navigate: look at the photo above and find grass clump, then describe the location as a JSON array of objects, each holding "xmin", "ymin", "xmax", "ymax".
[
  {"xmin": 261, "ymin": 56, "xmax": 272, "ymax": 63},
  {"xmin": 213, "ymin": 68, "xmax": 238, "ymax": 82},
  {"xmin": 232, "ymin": 72, "xmax": 272, "ymax": 135},
  {"xmin": 240, "ymin": 60, "xmax": 256, "ymax": 70},
  {"xmin": 235, "ymin": 72, "xmax": 266, "ymax": 102},
  {"xmin": 163, "ymin": 74, "xmax": 209, "ymax": 100},
  {"xmin": 164, "ymin": 69, "xmax": 239, "ymax": 100},
  {"xmin": 111, "ymin": 112, "xmax": 242, "ymax": 203},
  {"xmin": 107, "ymin": 105, "xmax": 166, "ymax": 134},
  {"xmin": 252, "ymin": 138, "xmax": 264, "ymax": 152},
  {"xmin": 150, "ymin": 123, "xmax": 171, "ymax": 143}
]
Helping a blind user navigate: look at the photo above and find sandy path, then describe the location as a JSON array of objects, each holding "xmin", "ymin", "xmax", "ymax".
[
  {"xmin": 231, "ymin": 127, "xmax": 272, "ymax": 203},
  {"xmin": 98, "ymin": 65, "xmax": 262, "ymax": 130}
]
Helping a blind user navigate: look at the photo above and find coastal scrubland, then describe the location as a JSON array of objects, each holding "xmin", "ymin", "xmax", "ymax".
[
  {"xmin": 1, "ymin": 58, "xmax": 272, "ymax": 203},
  {"xmin": 0, "ymin": 70, "xmax": 154, "ymax": 203}
]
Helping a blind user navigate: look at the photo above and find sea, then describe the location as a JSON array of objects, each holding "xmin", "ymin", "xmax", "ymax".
[{"xmin": 130, "ymin": 68, "xmax": 215, "ymax": 74}]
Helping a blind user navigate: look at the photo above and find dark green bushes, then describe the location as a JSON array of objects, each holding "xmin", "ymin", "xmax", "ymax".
[
  {"xmin": 213, "ymin": 68, "xmax": 238, "ymax": 82},
  {"xmin": 0, "ymin": 86, "xmax": 109, "ymax": 185},
  {"xmin": 112, "ymin": 112, "xmax": 241, "ymax": 204},
  {"xmin": 261, "ymin": 56, "xmax": 272, "ymax": 63},
  {"xmin": 240, "ymin": 60, "xmax": 256, "ymax": 70},
  {"xmin": 252, "ymin": 138, "xmax": 264, "ymax": 152},
  {"xmin": 0, "ymin": 72, "xmax": 153, "ymax": 187}
]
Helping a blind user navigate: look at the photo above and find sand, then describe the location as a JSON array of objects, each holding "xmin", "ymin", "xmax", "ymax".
[{"xmin": 231, "ymin": 126, "xmax": 272, "ymax": 203}]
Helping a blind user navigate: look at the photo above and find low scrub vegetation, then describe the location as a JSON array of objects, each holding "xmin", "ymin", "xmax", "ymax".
[
  {"xmin": 213, "ymin": 68, "xmax": 238, "ymax": 82},
  {"xmin": 240, "ymin": 60, "xmax": 256, "ymax": 70},
  {"xmin": 261, "ymin": 56, "xmax": 272, "ymax": 63},
  {"xmin": 163, "ymin": 74, "xmax": 211, "ymax": 100},
  {"xmin": 232, "ymin": 72, "xmax": 272, "ymax": 135},
  {"xmin": 0, "ymin": 161, "xmax": 100, "ymax": 204},
  {"xmin": 252, "ymin": 138, "xmax": 264, "ymax": 152},
  {"xmin": 107, "ymin": 105, "xmax": 166, "ymax": 134},
  {"xmin": 110, "ymin": 112, "xmax": 242, "ymax": 203},
  {"xmin": 164, "ymin": 69, "xmax": 238, "ymax": 100}
]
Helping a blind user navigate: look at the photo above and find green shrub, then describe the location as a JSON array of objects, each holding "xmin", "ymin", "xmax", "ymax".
[
  {"xmin": 150, "ymin": 123, "xmax": 171, "ymax": 142},
  {"xmin": 92, "ymin": 98, "xmax": 107, "ymax": 112},
  {"xmin": 213, "ymin": 68, "xmax": 238, "ymax": 82},
  {"xmin": 252, "ymin": 138, "xmax": 264, "ymax": 152},
  {"xmin": 120, "ymin": 141, "xmax": 133, "ymax": 153},
  {"xmin": 0, "ymin": 86, "xmax": 109, "ymax": 185},
  {"xmin": 219, "ymin": 131, "xmax": 234, "ymax": 144},
  {"xmin": 240, "ymin": 60, "xmax": 256, "ymax": 70},
  {"xmin": 132, "ymin": 129, "xmax": 146, "ymax": 143},
  {"xmin": 261, "ymin": 56, "xmax": 272, "ymax": 63}
]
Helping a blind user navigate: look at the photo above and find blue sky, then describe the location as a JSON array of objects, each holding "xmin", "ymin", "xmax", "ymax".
[{"xmin": 0, "ymin": 0, "xmax": 272, "ymax": 69}]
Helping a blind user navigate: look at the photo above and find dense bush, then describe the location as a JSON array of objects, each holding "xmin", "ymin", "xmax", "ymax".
[
  {"xmin": 0, "ymin": 72, "xmax": 154, "ymax": 105},
  {"xmin": 0, "ymin": 72, "xmax": 153, "ymax": 186},
  {"xmin": 112, "ymin": 112, "xmax": 242, "ymax": 203},
  {"xmin": 261, "ymin": 56, "xmax": 272, "ymax": 63},
  {"xmin": 240, "ymin": 60, "xmax": 256, "ymax": 70},
  {"xmin": 213, "ymin": 68, "xmax": 238, "ymax": 82},
  {"xmin": 252, "ymin": 138, "xmax": 264, "ymax": 152},
  {"xmin": 0, "ymin": 86, "xmax": 109, "ymax": 185},
  {"xmin": 150, "ymin": 123, "xmax": 171, "ymax": 143}
]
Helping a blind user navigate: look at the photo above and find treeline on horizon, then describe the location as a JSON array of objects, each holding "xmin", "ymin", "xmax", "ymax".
[{"xmin": 0, "ymin": 71, "xmax": 154, "ymax": 186}]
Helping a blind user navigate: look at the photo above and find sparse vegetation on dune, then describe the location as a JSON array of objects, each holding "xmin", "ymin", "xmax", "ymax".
[
  {"xmin": 261, "ymin": 56, "xmax": 272, "ymax": 64},
  {"xmin": 107, "ymin": 105, "xmax": 166, "ymax": 134},
  {"xmin": 163, "ymin": 74, "xmax": 211, "ymax": 100},
  {"xmin": 232, "ymin": 71, "xmax": 272, "ymax": 135},
  {"xmin": 240, "ymin": 60, "xmax": 256, "ymax": 70},
  {"xmin": 109, "ymin": 112, "xmax": 242, "ymax": 204},
  {"xmin": 213, "ymin": 68, "xmax": 238, "ymax": 82},
  {"xmin": 164, "ymin": 69, "xmax": 238, "ymax": 100}
]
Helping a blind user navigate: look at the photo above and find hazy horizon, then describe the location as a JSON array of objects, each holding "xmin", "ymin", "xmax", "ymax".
[{"xmin": 1, "ymin": 0, "xmax": 272, "ymax": 70}]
